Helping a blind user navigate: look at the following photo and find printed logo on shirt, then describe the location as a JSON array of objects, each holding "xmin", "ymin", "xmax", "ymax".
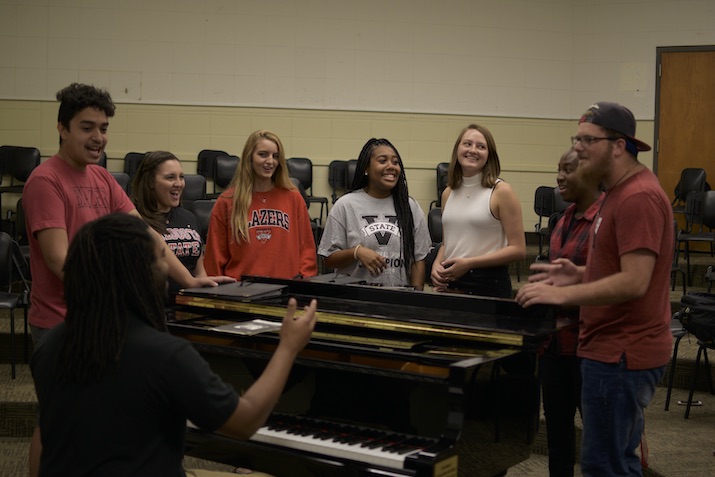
[
  {"xmin": 164, "ymin": 227, "xmax": 202, "ymax": 257},
  {"xmin": 249, "ymin": 208, "xmax": 290, "ymax": 231},
  {"xmin": 255, "ymin": 229, "xmax": 272, "ymax": 243},
  {"xmin": 360, "ymin": 215, "xmax": 400, "ymax": 246},
  {"xmin": 72, "ymin": 187, "xmax": 110, "ymax": 209}
]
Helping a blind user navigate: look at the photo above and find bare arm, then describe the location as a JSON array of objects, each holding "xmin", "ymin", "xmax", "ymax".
[
  {"xmin": 36, "ymin": 228, "xmax": 69, "ymax": 280},
  {"xmin": 516, "ymin": 249, "xmax": 656, "ymax": 308},
  {"xmin": 217, "ymin": 298, "xmax": 317, "ymax": 439},
  {"xmin": 128, "ymin": 209, "xmax": 232, "ymax": 287},
  {"xmin": 323, "ymin": 245, "xmax": 387, "ymax": 276},
  {"xmin": 193, "ymin": 254, "xmax": 207, "ymax": 278},
  {"xmin": 410, "ymin": 260, "xmax": 425, "ymax": 290}
]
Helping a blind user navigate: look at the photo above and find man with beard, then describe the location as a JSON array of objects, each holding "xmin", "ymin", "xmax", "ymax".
[
  {"xmin": 516, "ymin": 102, "xmax": 673, "ymax": 477},
  {"xmin": 30, "ymin": 214, "xmax": 316, "ymax": 477}
]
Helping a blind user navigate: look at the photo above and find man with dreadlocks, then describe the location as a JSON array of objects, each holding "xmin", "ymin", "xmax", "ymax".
[
  {"xmin": 30, "ymin": 214, "xmax": 317, "ymax": 477},
  {"xmin": 318, "ymin": 138, "xmax": 431, "ymax": 289}
]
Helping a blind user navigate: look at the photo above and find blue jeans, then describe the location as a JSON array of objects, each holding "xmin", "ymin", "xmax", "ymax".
[{"xmin": 580, "ymin": 357, "xmax": 665, "ymax": 477}]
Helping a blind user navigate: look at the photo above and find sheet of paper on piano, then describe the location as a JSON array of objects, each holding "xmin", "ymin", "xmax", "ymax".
[{"xmin": 210, "ymin": 319, "xmax": 282, "ymax": 336}]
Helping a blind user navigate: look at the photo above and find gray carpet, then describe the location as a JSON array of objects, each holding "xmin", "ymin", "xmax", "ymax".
[{"xmin": 1, "ymin": 351, "xmax": 713, "ymax": 477}]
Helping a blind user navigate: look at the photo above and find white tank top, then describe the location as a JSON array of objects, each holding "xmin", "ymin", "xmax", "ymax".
[{"xmin": 442, "ymin": 173, "xmax": 507, "ymax": 259}]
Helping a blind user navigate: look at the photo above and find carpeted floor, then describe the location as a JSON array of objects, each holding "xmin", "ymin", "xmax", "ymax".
[{"xmin": 1, "ymin": 336, "xmax": 713, "ymax": 477}]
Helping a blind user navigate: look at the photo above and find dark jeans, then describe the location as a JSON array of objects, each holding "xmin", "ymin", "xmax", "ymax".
[
  {"xmin": 580, "ymin": 357, "xmax": 665, "ymax": 477},
  {"xmin": 448, "ymin": 265, "xmax": 512, "ymax": 298},
  {"xmin": 540, "ymin": 346, "xmax": 582, "ymax": 477}
]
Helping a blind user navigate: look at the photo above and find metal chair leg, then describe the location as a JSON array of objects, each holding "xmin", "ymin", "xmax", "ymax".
[
  {"xmin": 664, "ymin": 333, "xmax": 685, "ymax": 411},
  {"xmin": 685, "ymin": 344, "xmax": 706, "ymax": 419}
]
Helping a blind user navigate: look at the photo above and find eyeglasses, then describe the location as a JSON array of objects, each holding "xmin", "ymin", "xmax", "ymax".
[{"xmin": 570, "ymin": 135, "xmax": 617, "ymax": 147}]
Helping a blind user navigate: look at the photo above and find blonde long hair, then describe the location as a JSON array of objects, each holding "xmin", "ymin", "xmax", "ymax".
[{"xmin": 228, "ymin": 130, "xmax": 295, "ymax": 242}]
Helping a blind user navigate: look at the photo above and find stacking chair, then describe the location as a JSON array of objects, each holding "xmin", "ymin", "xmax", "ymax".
[
  {"xmin": 672, "ymin": 168, "xmax": 707, "ymax": 216},
  {"xmin": 97, "ymin": 151, "xmax": 107, "ymax": 168},
  {"xmin": 290, "ymin": 177, "xmax": 323, "ymax": 252},
  {"xmin": 0, "ymin": 231, "xmax": 29, "ymax": 379},
  {"xmin": 427, "ymin": 207, "xmax": 443, "ymax": 244},
  {"xmin": 676, "ymin": 190, "xmax": 715, "ymax": 286},
  {"xmin": 191, "ymin": 199, "xmax": 216, "ymax": 243},
  {"xmin": 181, "ymin": 174, "xmax": 207, "ymax": 214},
  {"xmin": 327, "ymin": 160, "xmax": 347, "ymax": 204},
  {"xmin": 287, "ymin": 157, "xmax": 329, "ymax": 225},
  {"xmin": 683, "ymin": 340, "xmax": 714, "ymax": 419},
  {"xmin": 671, "ymin": 219, "xmax": 687, "ymax": 294},
  {"xmin": 429, "ymin": 162, "xmax": 450, "ymax": 210},
  {"xmin": 0, "ymin": 146, "xmax": 41, "ymax": 227},
  {"xmin": 110, "ymin": 172, "xmax": 131, "ymax": 194},
  {"xmin": 197, "ymin": 149, "xmax": 229, "ymax": 181},
  {"xmin": 345, "ymin": 160, "xmax": 358, "ymax": 191},
  {"xmin": 215, "ymin": 155, "xmax": 239, "ymax": 186},
  {"xmin": 533, "ymin": 186, "xmax": 556, "ymax": 260},
  {"xmin": 664, "ymin": 314, "xmax": 688, "ymax": 411},
  {"xmin": 123, "ymin": 152, "xmax": 145, "ymax": 178},
  {"xmin": 424, "ymin": 207, "xmax": 443, "ymax": 285},
  {"xmin": 203, "ymin": 152, "xmax": 238, "ymax": 198},
  {"xmin": 13, "ymin": 199, "xmax": 30, "ymax": 271}
]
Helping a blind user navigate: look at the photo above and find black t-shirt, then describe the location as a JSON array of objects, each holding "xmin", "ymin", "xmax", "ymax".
[
  {"xmin": 30, "ymin": 316, "xmax": 239, "ymax": 477},
  {"xmin": 163, "ymin": 207, "xmax": 203, "ymax": 295}
]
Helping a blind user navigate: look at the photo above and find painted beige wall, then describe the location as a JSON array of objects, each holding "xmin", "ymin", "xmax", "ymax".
[{"xmin": 0, "ymin": 99, "xmax": 654, "ymax": 230}]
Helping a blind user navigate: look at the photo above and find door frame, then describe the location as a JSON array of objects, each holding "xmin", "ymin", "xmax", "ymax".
[{"xmin": 653, "ymin": 45, "xmax": 715, "ymax": 174}]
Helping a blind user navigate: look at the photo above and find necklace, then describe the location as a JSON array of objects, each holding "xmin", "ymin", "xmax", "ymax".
[
  {"xmin": 596, "ymin": 163, "xmax": 643, "ymax": 221},
  {"xmin": 610, "ymin": 163, "xmax": 642, "ymax": 191},
  {"xmin": 256, "ymin": 188, "xmax": 273, "ymax": 203}
]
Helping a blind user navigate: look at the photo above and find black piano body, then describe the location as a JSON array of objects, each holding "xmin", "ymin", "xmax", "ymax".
[{"xmin": 168, "ymin": 277, "xmax": 564, "ymax": 477}]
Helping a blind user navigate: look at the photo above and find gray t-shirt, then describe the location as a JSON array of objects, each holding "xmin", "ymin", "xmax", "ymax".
[{"xmin": 318, "ymin": 189, "xmax": 431, "ymax": 286}]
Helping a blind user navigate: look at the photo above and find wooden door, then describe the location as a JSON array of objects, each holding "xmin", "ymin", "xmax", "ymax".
[{"xmin": 655, "ymin": 47, "xmax": 715, "ymax": 206}]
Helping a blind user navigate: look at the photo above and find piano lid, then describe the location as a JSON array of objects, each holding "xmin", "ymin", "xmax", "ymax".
[{"xmin": 176, "ymin": 276, "xmax": 560, "ymax": 349}]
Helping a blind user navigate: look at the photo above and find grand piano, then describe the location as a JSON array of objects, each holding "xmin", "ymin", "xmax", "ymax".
[{"xmin": 168, "ymin": 276, "xmax": 563, "ymax": 477}]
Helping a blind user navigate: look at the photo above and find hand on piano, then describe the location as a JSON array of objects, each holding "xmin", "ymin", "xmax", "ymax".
[{"xmin": 187, "ymin": 275, "xmax": 236, "ymax": 288}]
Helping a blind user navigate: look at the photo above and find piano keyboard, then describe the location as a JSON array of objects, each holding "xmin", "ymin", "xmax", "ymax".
[{"xmin": 250, "ymin": 414, "xmax": 438, "ymax": 470}]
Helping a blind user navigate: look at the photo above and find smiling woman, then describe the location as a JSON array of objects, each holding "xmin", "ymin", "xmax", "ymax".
[
  {"xmin": 203, "ymin": 130, "xmax": 317, "ymax": 280},
  {"xmin": 317, "ymin": 138, "xmax": 431, "ymax": 290},
  {"xmin": 429, "ymin": 124, "xmax": 526, "ymax": 298},
  {"xmin": 131, "ymin": 151, "xmax": 207, "ymax": 297}
]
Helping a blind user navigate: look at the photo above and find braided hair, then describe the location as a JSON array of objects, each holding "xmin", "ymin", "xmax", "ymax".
[
  {"xmin": 57, "ymin": 214, "xmax": 167, "ymax": 384},
  {"xmin": 349, "ymin": 138, "xmax": 417, "ymax": 280}
]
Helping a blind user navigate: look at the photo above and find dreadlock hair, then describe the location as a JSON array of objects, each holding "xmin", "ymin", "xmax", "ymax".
[
  {"xmin": 57, "ymin": 214, "xmax": 167, "ymax": 384},
  {"xmin": 56, "ymin": 83, "xmax": 115, "ymax": 145},
  {"xmin": 448, "ymin": 124, "xmax": 501, "ymax": 190},
  {"xmin": 131, "ymin": 151, "xmax": 182, "ymax": 234},
  {"xmin": 227, "ymin": 130, "xmax": 295, "ymax": 243},
  {"xmin": 349, "ymin": 138, "xmax": 417, "ymax": 280}
]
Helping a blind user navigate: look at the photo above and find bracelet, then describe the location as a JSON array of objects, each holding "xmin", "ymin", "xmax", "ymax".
[{"xmin": 353, "ymin": 244, "xmax": 361, "ymax": 261}]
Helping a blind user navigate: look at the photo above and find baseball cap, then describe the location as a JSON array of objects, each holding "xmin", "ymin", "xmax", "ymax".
[{"xmin": 579, "ymin": 102, "xmax": 651, "ymax": 152}]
